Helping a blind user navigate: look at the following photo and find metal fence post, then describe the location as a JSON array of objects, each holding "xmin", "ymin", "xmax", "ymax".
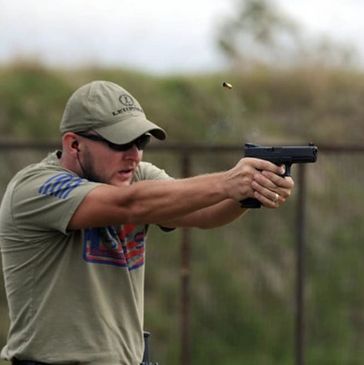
[
  {"xmin": 295, "ymin": 164, "xmax": 307, "ymax": 365},
  {"xmin": 180, "ymin": 152, "xmax": 191, "ymax": 365}
]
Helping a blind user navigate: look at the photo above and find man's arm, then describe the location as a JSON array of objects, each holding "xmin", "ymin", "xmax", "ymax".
[
  {"xmin": 158, "ymin": 199, "xmax": 246, "ymax": 229},
  {"xmin": 68, "ymin": 172, "xmax": 227, "ymax": 229},
  {"xmin": 157, "ymin": 169, "xmax": 294, "ymax": 229},
  {"xmin": 67, "ymin": 158, "xmax": 293, "ymax": 230}
]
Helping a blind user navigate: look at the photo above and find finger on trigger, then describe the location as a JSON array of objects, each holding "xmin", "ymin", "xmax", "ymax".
[{"xmin": 251, "ymin": 158, "xmax": 280, "ymax": 173}]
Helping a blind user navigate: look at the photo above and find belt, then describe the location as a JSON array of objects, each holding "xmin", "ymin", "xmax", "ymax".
[{"xmin": 12, "ymin": 359, "xmax": 50, "ymax": 365}]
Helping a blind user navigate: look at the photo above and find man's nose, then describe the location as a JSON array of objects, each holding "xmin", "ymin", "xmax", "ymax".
[{"xmin": 123, "ymin": 144, "xmax": 140, "ymax": 158}]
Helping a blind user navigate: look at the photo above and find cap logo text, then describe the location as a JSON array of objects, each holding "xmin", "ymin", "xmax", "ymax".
[{"xmin": 112, "ymin": 94, "xmax": 144, "ymax": 116}]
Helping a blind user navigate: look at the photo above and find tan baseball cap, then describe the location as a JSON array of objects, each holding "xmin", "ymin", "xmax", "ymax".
[{"xmin": 60, "ymin": 80, "xmax": 166, "ymax": 144}]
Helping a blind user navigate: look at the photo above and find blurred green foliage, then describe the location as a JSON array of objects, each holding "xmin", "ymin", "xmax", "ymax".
[
  {"xmin": 1, "ymin": 62, "xmax": 364, "ymax": 145},
  {"xmin": 0, "ymin": 63, "xmax": 364, "ymax": 365}
]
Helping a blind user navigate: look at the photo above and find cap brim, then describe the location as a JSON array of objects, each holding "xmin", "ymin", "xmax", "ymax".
[{"xmin": 93, "ymin": 116, "xmax": 167, "ymax": 144}]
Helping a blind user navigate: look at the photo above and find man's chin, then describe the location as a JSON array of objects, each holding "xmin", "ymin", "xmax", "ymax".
[{"xmin": 111, "ymin": 178, "xmax": 132, "ymax": 187}]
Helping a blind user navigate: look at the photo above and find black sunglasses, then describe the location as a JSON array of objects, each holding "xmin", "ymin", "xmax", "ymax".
[{"xmin": 76, "ymin": 132, "xmax": 151, "ymax": 151}]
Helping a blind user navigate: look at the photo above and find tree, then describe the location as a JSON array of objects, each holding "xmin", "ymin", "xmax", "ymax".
[
  {"xmin": 217, "ymin": 0, "xmax": 358, "ymax": 70},
  {"xmin": 217, "ymin": 0, "xmax": 300, "ymax": 68}
]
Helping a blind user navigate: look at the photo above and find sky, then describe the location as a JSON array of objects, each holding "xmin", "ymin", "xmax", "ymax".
[{"xmin": 0, "ymin": 0, "xmax": 363, "ymax": 74}]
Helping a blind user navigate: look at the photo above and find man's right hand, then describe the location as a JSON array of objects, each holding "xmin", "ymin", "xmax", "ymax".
[{"xmin": 224, "ymin": 158, "xmax": 294, "ymax": 208}]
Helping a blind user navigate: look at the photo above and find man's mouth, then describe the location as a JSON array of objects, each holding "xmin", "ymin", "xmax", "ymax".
[{"xmin": 118, "ymin": 168, "xmax": 134, "ymax": 178}]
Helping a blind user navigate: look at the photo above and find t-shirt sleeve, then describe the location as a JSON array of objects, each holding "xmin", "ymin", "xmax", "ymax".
[
  {"xmin": 133, "ymin": 161, "xmax": 174, "ymax": 182},
  {"xmin": 11, "ymin": 170, "xmax": 101, "ymax": 235},
  {"xmin": 134, "ymin": 162, "xmax": 176, "ymax": 231}
]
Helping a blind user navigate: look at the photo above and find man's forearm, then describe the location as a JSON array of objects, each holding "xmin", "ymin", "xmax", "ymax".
[
  {"xmin": 158, "ymin": 199, "xmax": 248, "ymax": 229},
  {"xmin": 70, "ymin": 171, "xmax": 232, "ymax": 229},
  {"xmin": 126, "ymin": 172, "xmax": 232, "ymax": 224}
]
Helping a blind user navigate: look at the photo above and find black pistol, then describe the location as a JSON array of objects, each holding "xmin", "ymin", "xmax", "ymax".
[{"xmin": 241, "ymin": 143, "xmax": 318, "ymax": 208}]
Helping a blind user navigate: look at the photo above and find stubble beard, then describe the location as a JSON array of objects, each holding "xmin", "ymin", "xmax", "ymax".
[{"xmin": 79, "ymin": 149, "xmax": 107, "ymax": 184}]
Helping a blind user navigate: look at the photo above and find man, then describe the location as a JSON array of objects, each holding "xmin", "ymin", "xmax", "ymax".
[{"xmin": 0, "ymin": 80, "xmax": 294, "ymax": 365}]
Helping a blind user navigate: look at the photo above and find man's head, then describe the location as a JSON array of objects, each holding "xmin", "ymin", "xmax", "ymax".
[
  {"xmin": 60, "ymin": 80, "xmax": 166, "ymax": 143},
  {"xmin": 60, "ymin": 81, "xmax": 166, "ymax": 186}
]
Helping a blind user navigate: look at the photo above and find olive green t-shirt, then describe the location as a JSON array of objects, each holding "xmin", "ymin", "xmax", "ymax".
[{"xmin": 0, "ymin": 152, "xmax": 172, "ymax": 365}]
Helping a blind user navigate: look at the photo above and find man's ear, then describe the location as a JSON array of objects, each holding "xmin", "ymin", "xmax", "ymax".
[
  {"xmin": 62, "ymin": 132, "xmax": 80, "ymax": 154},
  {"xmin": 72, "ymin": 140, "xmax": 80, "ymax": 152}
]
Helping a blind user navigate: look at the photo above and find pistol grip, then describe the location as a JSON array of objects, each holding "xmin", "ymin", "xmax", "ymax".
[{"xmin": 240, "ymin": 198, "xmax": 262, "ymax": 208}]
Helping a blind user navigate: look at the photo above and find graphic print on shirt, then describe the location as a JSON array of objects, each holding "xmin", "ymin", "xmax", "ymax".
[
  {"xmin": 38, "ymin": 172, "xmax": 84, "ymax": 199},
  {"xmin": 83, "ymin": 224, "xmax": 145, "ymax": 270}
]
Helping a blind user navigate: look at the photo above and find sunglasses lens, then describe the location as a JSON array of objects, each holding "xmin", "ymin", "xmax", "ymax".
[
  {"xmin": 78, "ymin": 132, "xmax": 151, "ymax": 151},
  {"xmin": 110, "ymin": 134, "xmax": 151, "ymax": 151},
  {"xmin": 135, "ymin": 135, "xmax": 151, "ymax": 150},
  {"xmin": 111, "ymin": 142, "xmax": 131, "ymax": 151}
]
